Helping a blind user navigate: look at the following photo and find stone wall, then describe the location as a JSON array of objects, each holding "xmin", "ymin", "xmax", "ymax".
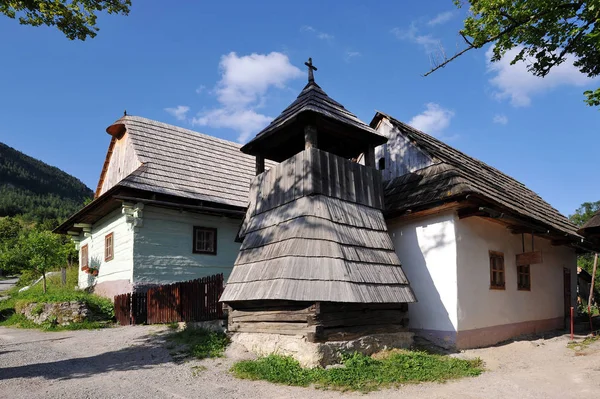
[
  {"xmin": 231, "ymin": 331, "xmax": 414, "ymax": 367},
  {"xmin": 20, "ymin": 301, "xmax": 91, "ymax": 326}
]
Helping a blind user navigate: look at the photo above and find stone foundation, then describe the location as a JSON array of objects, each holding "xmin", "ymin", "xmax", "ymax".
[
  {"xmin": 20, "ymin": 301, "xmax": 91, "ymax": 326},
  {"xmin": 231, "ymin": 331, "xmax": 414, "ymax": 367}
]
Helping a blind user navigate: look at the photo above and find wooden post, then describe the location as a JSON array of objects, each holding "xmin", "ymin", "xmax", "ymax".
[
  {"xmin": 61, "ymin": 267, "xmax": 66, "ymax": 286},
  {"xmin": 588, "ymin": 252, "xmax": 598, "ymax": 335},
  {"xmin": 589, "ymin": 253, "xmax": 598, "ymax": 308},
  {"xmin": 364, "ymin": 145, "xmax": 375, "ymax": 168},
  {"xmin": 255, "ymin": 155, "xmax": 265, "ymax": 176},
  {"xmin": 304, "ymin": 125, "xmax": 317, "ymax": 149},
  {"xmin": 570, "ymin": 306, "xmax": 574, "ymax": 340}
]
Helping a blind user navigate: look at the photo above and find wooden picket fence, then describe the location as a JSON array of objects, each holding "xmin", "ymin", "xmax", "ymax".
[{"xmin": 114, "ymin": 273, "xmax": 224, "ymax": 325}]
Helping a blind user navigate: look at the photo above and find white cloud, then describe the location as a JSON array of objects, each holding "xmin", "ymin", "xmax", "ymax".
[
  {"xmin": 344, "ymin": 50, "xmax": 361, "ymax": 62},
  {"xmin": 427, "ymin": 11, "xmax": 454, "ymax": 26},
  {"xmin": 493, "ymin": 114, "xmax": 508, "ymax": 125},
  {"xmin": 192, "ymin": 109, "xmax": 272, "ymax": 144},
  {"xmin": 164, "ymin": 105, "xmax": 190, "ymax": 121},
  {"xmin": 391, "ymin": 23, "xmax": 440, "ymax": 52},
  {"xmin": 195, "ymin": 85, "xmax": 206, "ymax": 94},
  {"xmin": 408, "ymin": 103, "xmax": 455, "ymax": 136},
  {"xmin": 192, "ymin": 51, "xmax": 302, "ymax": 143},
  {"xmin": 301, "ymin": 25, "xmax": 334, "ymax": 41},
  {"xmin": 486, "ymin": 46, "xmax": 595, "ymax": 107}
]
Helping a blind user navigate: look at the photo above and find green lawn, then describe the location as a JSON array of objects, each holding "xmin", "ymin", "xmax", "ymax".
[
  {"xmin": 0, "ymin": 268, "xmax": 114, "ymax": 330},
  {"xmin": 232, "ymin": 351, "xmax": 484, "ymax": 392}
]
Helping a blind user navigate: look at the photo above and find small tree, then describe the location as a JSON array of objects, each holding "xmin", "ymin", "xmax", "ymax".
[
  {"xmin": 426, "ymin": 0, "xmax": 600, "ymax": 107},
  {"xmin": 570, "ymin": 200, "xmax": 600, "ymax": 299},
  {"xmin": 21, "ymin": 230, "xmax": 63, "ymax": 293},
  {"xmin": 0, "ymin": 217, "xmax": 28, "ymax": 275},
  {"xmin": 0, "ymin": 0, "xmax": 131, "ymax": 40}
]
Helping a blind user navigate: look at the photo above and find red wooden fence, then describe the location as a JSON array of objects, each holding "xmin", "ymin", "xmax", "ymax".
[{"xmin": 114, "ymin": 273, "xmax": 224, "ymax": 325}]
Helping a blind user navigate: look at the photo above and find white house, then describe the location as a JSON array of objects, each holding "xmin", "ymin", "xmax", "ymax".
[
  {"xmin": 56, "ymin": 108, "xmax": 593, "ymax": 349},
  {"xmin": 55, "ymin": 116, "xmax": 265, "ymax": 298},
  {"xmin": 370, "ymin": 112, "xmax": 589, "ymax": 348}
]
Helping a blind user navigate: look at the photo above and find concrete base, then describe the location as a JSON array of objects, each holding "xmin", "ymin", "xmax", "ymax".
[
  {"xmin": 231, "ymin": 332, "xmax": 414, "ymax": 368},
  {"xmin": 91, "ymin": 279, "xmax": 132, "ymax": 300},
  {"xmin": 456, "ymin": 317, "xmax": 564, "ymax": 349}
]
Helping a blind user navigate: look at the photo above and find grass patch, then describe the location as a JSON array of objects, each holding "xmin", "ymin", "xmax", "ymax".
[
  {"xmin": 191, "ymin": 365, "xmax": 207, "ymax": 376},
  {"xmin": 567, "ymin": 335, "xmax": 599, "ymax": 351},
  {"xmin": 232, "ymin": 351, "xmax": 484, "ymax": 392},
  {"xmin": 0, "ymin": 267, "xmax": 114, "ymax": 330},
  {"xmin": 166, "ymin": 328, "xmax": 229, "ymax": 360}
]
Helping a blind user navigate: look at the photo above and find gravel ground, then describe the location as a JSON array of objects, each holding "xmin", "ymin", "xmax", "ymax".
[{"xmin": 1, "ymin": 325, "xmax": 599, "ymax": 399}]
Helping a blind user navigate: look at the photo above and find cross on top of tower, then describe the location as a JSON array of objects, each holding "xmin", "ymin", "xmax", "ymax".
[{"xmin": 304, "ymin": 57, "xmax": 317, "ymax": 83}]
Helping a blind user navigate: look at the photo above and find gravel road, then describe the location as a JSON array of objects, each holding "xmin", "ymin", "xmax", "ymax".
[{"xmin": 1, "ymin": 325, "xmax": 599, "ymax": 399}]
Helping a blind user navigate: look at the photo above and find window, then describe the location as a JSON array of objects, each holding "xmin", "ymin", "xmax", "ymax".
[
  {"xmin": 105, "ymin": 233, "xmax": 114, "ymax": 261},
  {"xmin": 489, "ymin": 251, "xmax": 505, "ymax": 290},
  {"xmin": 378, "ymin": 157, "xmax": 386, "ymax": 170},
  {"xmin": 517, "ymin": 264, "xmax": 531, "ymax": 291},
  {"xmin": 80, "ymin": 244, "xmax": 89, "ymax": 270},
  {"xmin": 193, "ymin": 227, "xmax": 217, "ymax": 255}
]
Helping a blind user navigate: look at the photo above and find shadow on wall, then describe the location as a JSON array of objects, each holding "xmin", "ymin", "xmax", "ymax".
[
  {"xmin": 392, "ymin": 219, "xmax": 456, "ymax": 346},
  {"xmin": 85, "ymin": 256, "xmax": 103, "ymax": 286},
  {"xmin": 0, "ymin": 334, "xmax": 171, "ymax": 381}
]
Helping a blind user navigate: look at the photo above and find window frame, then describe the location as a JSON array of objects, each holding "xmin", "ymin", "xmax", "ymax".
[
  {"xmin": 489, "ymin": 250, "xmax": 505, "ymax": 290},
  {"xmin": 105, "ymin": 232, "xmax": 114, "ymax": 262},
  {"xmin": 517, "ymin": 264, "xmax": 531, "ymax": 291},
  {"xmin": 81, "ymin": 244, "xmax": 89, "ymax": 270},
  {"xmin": 192, "ymin": 226, "xmax": 217, "ymax": 255}
]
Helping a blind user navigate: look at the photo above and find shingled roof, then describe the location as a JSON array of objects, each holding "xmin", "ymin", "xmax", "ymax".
[
  {"xmin": 221, "ymin": 148, "xmax": 416, "ymax": 304},
  {"xmin": 373, "ymin": 112, "xmax": 581, "ymax": 239},
  {"xmin": 240, "ymin": 81, "xmax": 386, "ymax": 161},
  {"xmin": 107, "ymin": 116, "xmax": 269, "ymax": 209},
  {"xmin": 578, "ymin": 210, "xmax": 600, "ymax": 237}
]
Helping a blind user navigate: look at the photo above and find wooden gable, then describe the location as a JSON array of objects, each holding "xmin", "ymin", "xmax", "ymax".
[{"xmin": 95, "ymin": 129, "xmax": 142, "ymax": 198}]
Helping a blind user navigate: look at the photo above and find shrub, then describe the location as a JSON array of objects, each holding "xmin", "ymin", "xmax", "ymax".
[
  {"xmin": 231, "ymin": 351, "xmax": 484, "ymax": 392},
  {"xmin": 166, "ymin": 328, "xmax": 230, "ymax": 359}
]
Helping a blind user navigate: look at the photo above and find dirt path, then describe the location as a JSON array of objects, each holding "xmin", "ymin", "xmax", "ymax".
[
  {"xmin": 1, "ymin": 325, "xmax": 599, "ymax": 399},
  {"xmin": 0, "ymin": 277, "xmax": 18, "ymax": 295}
]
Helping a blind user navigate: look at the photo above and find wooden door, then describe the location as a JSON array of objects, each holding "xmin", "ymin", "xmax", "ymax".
[{"xmin": 563, "ymin": 268, "xmax": 571, "ymax": 328}]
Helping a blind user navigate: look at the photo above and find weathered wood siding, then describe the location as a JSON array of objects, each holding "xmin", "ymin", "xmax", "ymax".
[
  {"xmin": 373, "ymin": 117, "xmax": 434, "ymax": 181},
  {"xmin": 228, "ymin": 301, "xmax": 409, "ymax": 342},
  {"xmin": 98, "ymin": 132, "xmax": 142, "ymax": 196},
  {"xmin": 221, "ymin": 148, "xmax": 416, "ymax": 304},
  {"xmin": 133, "ymin": 205, "xmax": 240, "ymax": 285},
  {"xmin": 78, "ymin": 208, "xmax": 134, "ymax": 297}
]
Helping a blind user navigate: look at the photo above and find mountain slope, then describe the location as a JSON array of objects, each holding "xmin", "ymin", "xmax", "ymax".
[{"xmin": 0, "ymin": 142, "xmax": 93, "ymax": 222}]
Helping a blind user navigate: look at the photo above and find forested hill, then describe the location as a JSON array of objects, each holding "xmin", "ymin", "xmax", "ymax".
[{"xmin": 0, "ymin": 142, "xmax": 93, "ymax": 223}]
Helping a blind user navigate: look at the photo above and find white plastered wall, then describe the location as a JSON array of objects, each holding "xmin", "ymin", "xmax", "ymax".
[
  {"xmin": 388, "ymin": 211, "xmax": 459, "ymax": 337},
  {"xmin": 78, "ymin": 208, "xmax": 134, "ymax": 293},
  {"xmin": 455, "ymin": 216, "xmax": 577, "ymax": 331},
  {"xmin": 133, "ymin": 206, "xmax": 241, "ymax": 285}
]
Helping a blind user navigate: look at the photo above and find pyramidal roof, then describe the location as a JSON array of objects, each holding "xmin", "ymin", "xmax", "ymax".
[
  {"xmin": 243, "ymin": 81, "xmax": 381, "ymax": 145},
  {"xmin": 240, "ymin": 60, "xmax": 386, "ymax": 160}
]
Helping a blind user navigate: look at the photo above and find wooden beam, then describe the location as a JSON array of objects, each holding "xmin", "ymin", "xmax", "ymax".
[
  {"xmin": 386, "ymin": 201, "xmax": 463, "ymax": 224},
  {"xmin": 255, "ymin": 155, "xmax": 265, "ymax": 176},
  {"xmin": 364, "ymin": 145, "xmax": 375, "ymax": 168},
  {"xmin": 457, "ymin": 207, "xmax": 486, "ymax": 219},
  {"xmin": 304, "ymin": 125, "xmax": 318, "ymax": 149}
]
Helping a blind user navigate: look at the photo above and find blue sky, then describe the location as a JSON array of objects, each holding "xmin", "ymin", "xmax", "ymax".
[{"xmin": 0, "ymin": 0, "xmax": 598, "ymax": 216}]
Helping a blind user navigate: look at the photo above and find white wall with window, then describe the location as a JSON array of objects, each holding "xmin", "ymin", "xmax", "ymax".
[
  {"xmin": 456, "ymin": 216, "xmax": 577, "ymax": 348},
  {"xmin": 77, "ymin": 207, "xmax": 134, "ymax": 297},
  {"xmin": 133, "ymin": 205, "xmax": 241, "ymax": 285}
]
